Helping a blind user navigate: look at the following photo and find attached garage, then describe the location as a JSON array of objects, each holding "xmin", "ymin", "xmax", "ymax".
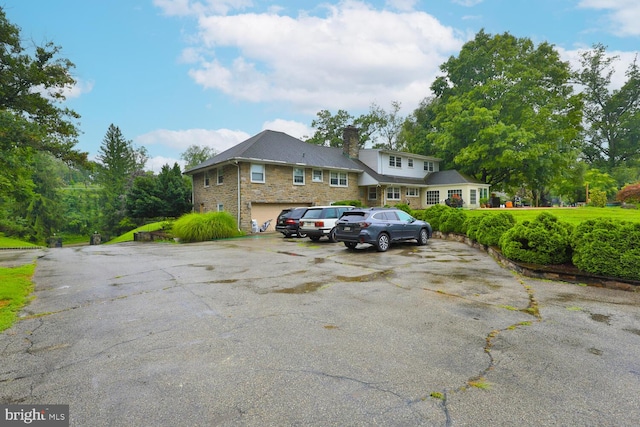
[{"xmin": 250, "ymin": 203, "xmax": 310, "ymax": 232}]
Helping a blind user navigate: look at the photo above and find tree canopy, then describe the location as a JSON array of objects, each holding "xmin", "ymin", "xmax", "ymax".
[
  {"xmin": 575, "ymin": 44, "xmax": 640, "ymax": 176},
  {"xmin": 0, "ymin": 7, "xmax": 87, "ymax": 241},
  {"xmin": 426, "ymin": 30, "xmax": 583, "ymax": 203}
]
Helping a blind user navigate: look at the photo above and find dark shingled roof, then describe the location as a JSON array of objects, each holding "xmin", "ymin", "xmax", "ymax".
[
  {"xmin": 184, "ymin": 130, "xmax": 362, "ymax": 174},
  {"xmin": 425, "ymin": 169, "xmax": 484, "ymax": 185},
  {"xmin": 353, "ymin": 160, "xmax": 430, "ymax": 185}
]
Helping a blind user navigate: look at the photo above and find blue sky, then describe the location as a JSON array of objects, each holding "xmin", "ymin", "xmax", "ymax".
[{"xmin": 5, "ymin": 0, "xmax": 639, "ymax": 171}]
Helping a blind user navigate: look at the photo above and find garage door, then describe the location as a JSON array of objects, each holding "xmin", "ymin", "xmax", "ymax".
[{"xmin": 250, "ymin": 203, "xmax": 310, "ymax": 232}]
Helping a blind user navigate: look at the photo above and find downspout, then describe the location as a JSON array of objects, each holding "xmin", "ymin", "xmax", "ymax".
[
  {"xmin": 234, "ymin": 161, "xmax": 241, "ymax": 231},
  {"xmin": 190, "ymin": 175, "xmax": 195, "ymax": 212}
]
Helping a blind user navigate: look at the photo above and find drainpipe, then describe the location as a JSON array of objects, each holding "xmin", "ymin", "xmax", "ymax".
[{"xmin": 234, "ymin": 161, "xmax": 241, "ymax": 230}]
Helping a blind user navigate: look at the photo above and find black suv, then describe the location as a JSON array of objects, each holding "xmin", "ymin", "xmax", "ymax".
[
  {"xmin": 334, "ymin": 208, "xmax": 432, "ymax": 252},
  {"xmin": 275, "ymin": 207, "xmax": 308, "ymax": 237}
]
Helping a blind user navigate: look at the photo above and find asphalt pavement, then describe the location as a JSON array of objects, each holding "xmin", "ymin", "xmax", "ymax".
[{"xmin": 1, "ymin": 234, "xmax": 639, "ymax": 426}]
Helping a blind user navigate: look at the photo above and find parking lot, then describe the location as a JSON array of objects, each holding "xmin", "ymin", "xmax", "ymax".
[{"xmin": 1, "ymin": 234, "xmax": 640, "ymax": 426}]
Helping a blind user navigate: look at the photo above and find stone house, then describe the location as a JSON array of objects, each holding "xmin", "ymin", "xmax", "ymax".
[{"xmin": 184, "ymin": 126, "xmax": 490, "ymax": 232}]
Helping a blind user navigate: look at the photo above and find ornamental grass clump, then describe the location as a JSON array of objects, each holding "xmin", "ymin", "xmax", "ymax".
[
  {"xmin": 172, "ymin": 212, "xmax": 242, "ymax": 242},
  {"xmin": 474, "ymin": 212, "xmax": 516, "ymax": 247},
  {"xmin": 499, "ymin": 212, "xmax": 573, "ymax": 265},
  {"xmin": 571, "ymin": 218, "xmax": 640, "ymax": 281}
]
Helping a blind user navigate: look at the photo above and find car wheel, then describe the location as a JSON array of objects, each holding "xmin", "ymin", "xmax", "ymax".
[
  {"xmin": 376, "ymin": 233, "xmax": 390, "ymax": 252},
  {"xmin": 297, "ymin": 231, "xmax": 307, "ymax": 238},
  {"xmin": 344, "ymin": 242, "xmax": 358, "ymax": 249},
  {"xmin": 417, "ymin": 228, "xmax": 429, "ymax": 246},
  {"xmin": 328, "ymin": 227, "xmax": 338, "ymax": 243},
  {"xmin": 309, "ymin": 236, "xmax": 321, "ymax": 242}
]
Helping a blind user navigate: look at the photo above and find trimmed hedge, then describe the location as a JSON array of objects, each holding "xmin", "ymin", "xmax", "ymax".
[
  {"xmin": 172, "ymin": 212, "xmax": 243, "ymax": 242},
  {"xmin": 474, "ymin": 212, "xmax": 516, "ymax": 247},
  {"xmin": 439, "ymin": 209, "xmax": 468, "ymax": 234},
  {"xmin": 571, "ymin": 218, "xmax": 640, "ymax": 281},
  {"xmin": 417, "ymin": 204, "xmax": 452, "ymax": 231},
  {"xmin": 499, "ymin": 212, "xmax": 574, "ymax": 265},
  {"xmin": 462, "ymin": 215, "xmax": 484, "ymax": 241}
]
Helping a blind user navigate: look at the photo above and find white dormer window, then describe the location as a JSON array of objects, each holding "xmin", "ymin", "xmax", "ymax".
[
  {"xmin": 424, "ymin": 161, "xmax": 434, "ymax": 172},
  {"xmin": 408, "ymin": 158, "xmax": 414, "ymax": 168},
  {"xmin": 389, "ymin": 155, "xmax": 401, "ymax": 168}
]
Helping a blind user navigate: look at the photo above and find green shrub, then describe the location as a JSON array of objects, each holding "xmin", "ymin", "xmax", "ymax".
[
  {"xmin": 420, "ymin": 204, "xmax": 452, "ymax": 231},
  {"xmin": 499, "ymin": 212, "xmax": 573, "ymax": 265},
  {"xmin": 474, "ymin": 212, "xmax": 516, "ymax": 247},
  {"xmin": 439, "ymin": 209, "xmax": 468, "ymax": 234},
  {"xmin": 589, "ymin": 189, "xmax": 607, "ymax": 207},
  {"xmin": 172, "ymin": 212, "xmax": 242, "ymax": 242},
  {"xmin": 571, "ymin": 218, "xmax": 640, "ymax": 280},
  {"xmin": 463, "ymin": 215, "xmax": 485, "ymax": 241},
  {"xmin": 393, "ymin": 203, "xmax": 412, "ymax": 214}
]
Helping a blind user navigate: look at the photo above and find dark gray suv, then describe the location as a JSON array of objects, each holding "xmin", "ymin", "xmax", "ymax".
[{"xmin": 334, "ymin": 208, "xmax": 432, "ymax": 252}]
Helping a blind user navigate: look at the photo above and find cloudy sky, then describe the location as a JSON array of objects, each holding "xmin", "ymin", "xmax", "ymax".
[{"xmin": 5, "ymin": 0, "xmax": 640, "ymax": 171}]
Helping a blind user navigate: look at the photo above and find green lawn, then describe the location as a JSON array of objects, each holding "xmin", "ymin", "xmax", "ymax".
[
  {"xmin": 106, "ymin": 221, "xmax": 172, "ymax": 244},
  {"xmin": 0, "ymin": 263, "xmax": 36, "ymax": 331},
  {"xmin": 0, "ymin": 235, "xmax": 40, "ymax": 249},
  {"xmin": 464, "ymin": 206, "xmax": 640, "ymax": 226}
]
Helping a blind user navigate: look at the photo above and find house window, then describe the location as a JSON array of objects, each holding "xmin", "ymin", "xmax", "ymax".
[
  {"xmin": 217, "ymin": 203, "xmax": 224, "ymax": 212},
  {"xmin": 387, "ymin": 187, "xmax": 401, "ymax": 200},
  {"xmin": 447, "ymin": 189, "xmax": 463, "ymax": 199},
  {"xmin": 408, "ymin": 158, "xmax": 414, "ymax": 168},
  {"xmin": 426, "ymin": 190, "xmax": 440, "ymax": 205},
  {"xmin": 330, "ymin": 171, "xmax": 347, "ymax": 187},
  {"xmin": 423, "ymin": 161, "xmax": 434, "ymax": 172},
  {"xmin": 216, "ymin": 168, "xmax": 223, "ymax": 185},
  {"xmin": 389, "ymin": 155, "xmax": 401, "ymax": 168},
  {"xmin": 251, "ymin": 164, "xmax": 265, "ymax": 183},
  {"xmin": 312, "ymin": 169, "xmax": 323, "ymax": 182},
  {"xmin": 293, "ymin": 168, "xmax": 305, "ymax": 185},
  {"xmin": 368, "ymin": 186, "xmax": 377, "ymax": 200},
  {"xmin": 406, "ymin": 188, "xmax": 419, "ymax": 197},
  {"xmin": 479, "ymin": 188, "xmax": 489, "ymax": 200},
  {"xmin": 204, "ymin": 171, "xmax": 210, "ymax": 187},
  {"xmin": 470, "ymin": 189, "xmax": 477, "ymax": 205}
]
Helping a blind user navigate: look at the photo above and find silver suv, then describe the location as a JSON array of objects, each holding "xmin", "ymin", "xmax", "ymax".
[{"xmin": 298, "ymin": 205, "xmax": 353, "ymax": 242}]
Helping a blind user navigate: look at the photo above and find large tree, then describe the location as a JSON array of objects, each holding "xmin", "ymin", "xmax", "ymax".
[
  {"xmin": 126, "ymin": 163, "xmax": 192, "ymax": 219},
  {"xmin": 95, "ymin": 124, "xmax": 145, "ymax": 235},
  {"xmin": 426, "ymin": 30, "xmax": 582, "ymax": 204},
  {"xmin": 574, "ymin": 44, "xmax": 640, "ymax": 176},
  {"xmin": 0, "ymin": 7, "xmax": 87, "ymax": 240},
  {"xmin": 306, "ymin": 103, "xmax": 405, "ymax": 149},
  {"xmin": 181, "ymin": 144, "xmax": 217, "ymax": 170}
]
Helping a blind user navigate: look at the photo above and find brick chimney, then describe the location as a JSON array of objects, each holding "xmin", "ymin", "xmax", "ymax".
[{"xmin": 342, "ymin": 125, "xmax": 360, "ymax": 159}]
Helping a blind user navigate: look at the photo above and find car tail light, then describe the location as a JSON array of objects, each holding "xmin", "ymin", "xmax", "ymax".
[
  {"xmin": 285, "ymin": 219, "xmax": 296, "ymax": 225},
  {"xmin": 315, "ymin": 221, "xmax": 324, "ymax": 227},
  {"xmin": 360, "ymin": 222, "xmax": 371, "ymax": 228}
]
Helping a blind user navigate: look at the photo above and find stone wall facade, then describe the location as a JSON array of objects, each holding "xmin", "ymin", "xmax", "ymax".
[{"xmin": 193, "ymin": 162, "xmax": 361, "ymax": 232}]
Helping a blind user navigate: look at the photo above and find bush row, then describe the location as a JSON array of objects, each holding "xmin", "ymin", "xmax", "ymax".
[{"xmin": 414, "ymin": 206, "xmax": 639, "ymax": 281}]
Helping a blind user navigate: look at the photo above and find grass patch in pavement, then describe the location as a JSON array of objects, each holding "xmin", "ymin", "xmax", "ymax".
[{"xmin": 0, "ymin": 263, "xmax": 36, "ymax": 332}]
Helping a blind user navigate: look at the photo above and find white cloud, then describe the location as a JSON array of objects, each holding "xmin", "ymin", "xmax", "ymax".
[
  {"xmin": 135, "ymin": 128, "xmax": 250, "ymax": 153},
  {"xmin": 153, "ymin": 0, "xmax": 253, "ymax": 16},
  {"xmin": 578, "ymin": 0, "xmax": 640, "ymax": 36},
  {"xmin": 63, "ymin": 79, "xmax": 95, "ymax": 99},
  {"xmin": 385, "ymin": 0, "xmax": 417, "ymax": 12},
  {"xmin": 145, "ymin": 155, "xmax": 186, "ymax": 173},
  {"xmin": 451, "ymin": 0, "xmax": 483, "ymax": 6},
  {"xmin": 261, "ymin": 119, "xmax": 314, "ymax": 140},
  {"xmin": 182, "ymin": 1, "xmax": 464, "ymax": 114}
]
